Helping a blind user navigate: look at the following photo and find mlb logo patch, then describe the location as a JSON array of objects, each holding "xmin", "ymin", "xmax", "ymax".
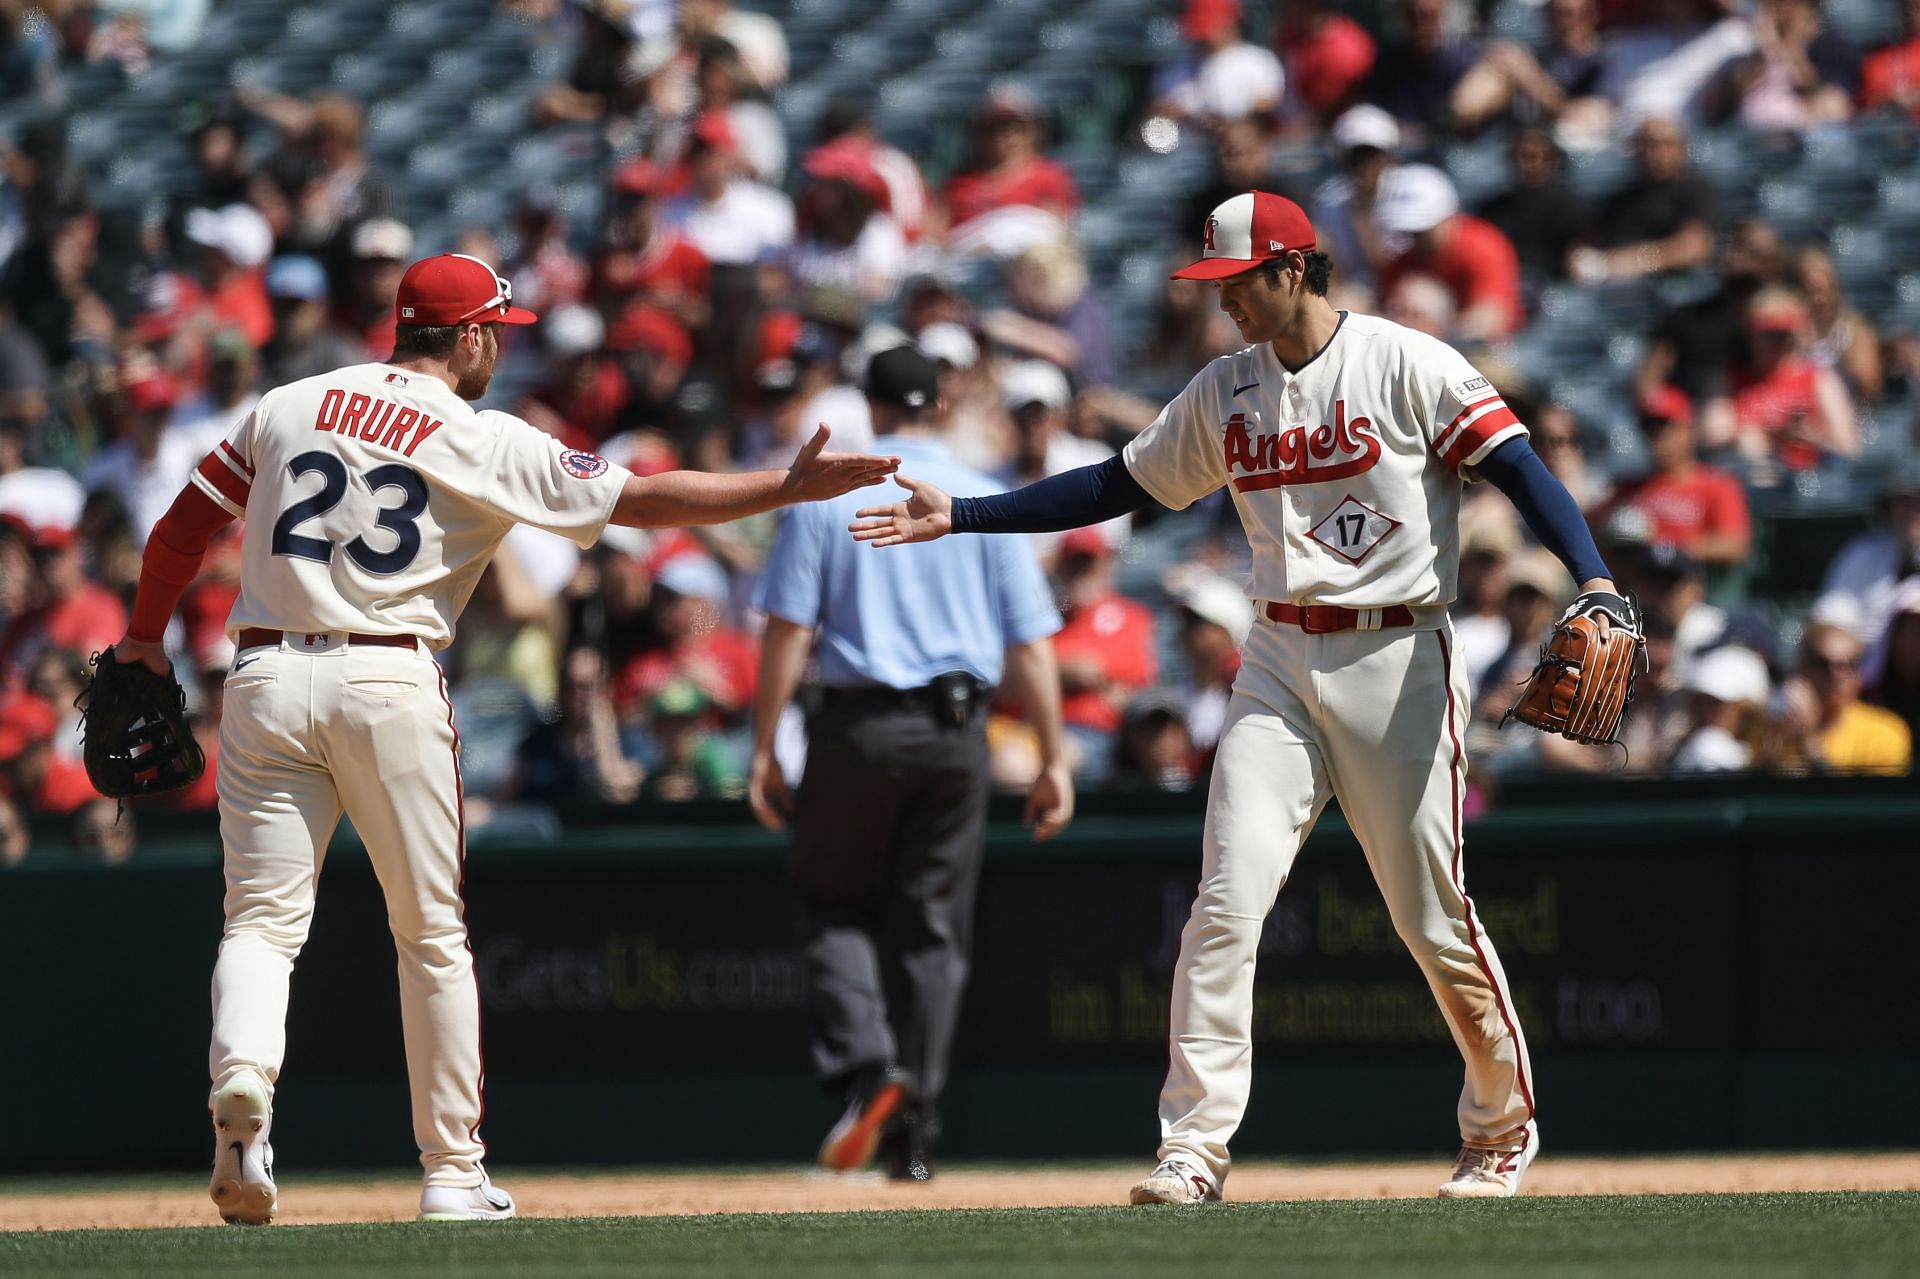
[
  {"xmin": 561, "ymin": 450, "xmax": 608, "ymax": 479},
  {"xmin": 385, "ymin": 371, "xmax": 409, "ymax": 387},
  {"xmin": 400, "ymin": 306, "xmax": 416, "ymax": 319}
]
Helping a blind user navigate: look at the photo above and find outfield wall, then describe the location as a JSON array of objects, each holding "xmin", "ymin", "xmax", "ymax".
[{"xmin": 4, "ymin": 781, "xmax": 1918, "ymax": 1172}]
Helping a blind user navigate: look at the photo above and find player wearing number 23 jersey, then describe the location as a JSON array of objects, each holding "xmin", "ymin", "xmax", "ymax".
[{"xmin": 114, "ymin": 252, "xmax": 899, "ymax": 1226}]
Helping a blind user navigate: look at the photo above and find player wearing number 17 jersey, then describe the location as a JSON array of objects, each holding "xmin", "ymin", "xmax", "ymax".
[
  {"xmin": 850, "ymin": 192, "xmax": 1622, "ymax": 1204},
  {"xmin": 110, "ymin": 253, "xmax": 899, "ymax": 1225}
]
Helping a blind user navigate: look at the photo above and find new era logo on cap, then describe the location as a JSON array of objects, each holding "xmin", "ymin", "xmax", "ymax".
[{"xmin": 1172, "ymin": 192, "xmax": 1316, "ymax": 281}]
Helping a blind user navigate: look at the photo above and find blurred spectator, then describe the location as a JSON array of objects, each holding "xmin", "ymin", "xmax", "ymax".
[
  {"xmin": 1703, "ymin": 0, "xmax": 1855, "ymax": 130},
  {"xmin": 1384, "ymin": 272, "xmax": 1456, "ymax": 338},
  {"xmin": 680, "ymin": 0, "xmax": 789, "ymax": 93},
  {"xmin": 1142, "ymin": 271, "xmax": 1243, "ymax": 387},
  {"xmin": 1452, "ymin": 0, "xmax": 1612, "ymax": 140},
  {"xmin": 0, "ymin": 522, "xmax": 126, "ymax": 687},
  {"xmin": 533, "ymin": 0, "xmax": 650, "ymax": 126},
  {"xmin": 1473, "ymin": 546, "xmax": 1574, "ymax": 726},
  {"xmin": 0, "ymin": 794, "xmax": 23, "ymax": 865},
  {"xmin": 789, "ymin": 142, "xmax": 907, "ymax": 304},
  {"xmin": 1048, "ymin": 527, "xmax": 1157, "ymax": 781},
  {"xmin": 1617, "ymin": 540, "xmax": 1726, "ymax": 686},
  {"xmin": 1567, "ymin": 116, "xmax": 1718, "ymax": 285},
  {"xmin": 0, "ymin": 396, "xmax": 84, "ymax": 530},
  {"xmin": 1477, "ymin": 128, "xmax": 1588, "ymax": 297},
  {"xmin": 683, "ymin": 35, "xmax": 786, "ymax": 186},
  {"xmin": 1375, "ymin": 164, "xmax": 1524, "ymax": 343},
  {"xmin": 260, "ymin": 255, "xmax": 362, "ymax": 386},
  {"xmin": 338, "ymin": 217, "xmax": 413, "ymax": 359},
  {"xmin": 1702, "ymin": 289, "xmax": 1858, "ymax": 476},
  {"xmin": 639, "ymin": 678, "xmax": 744, "ymax": 801},
  {"xmin": 610, "ymin": 553, "xmax": 755, "ymax": 718},
  {"xmin": 985, "ymin": 240, "xmax": 1115, "ymax": 387},
  {"xmin": 1165, "ymin": 567, "xmax": 1252, "ymax": 757},
  {"xmin": 1600, "ymin": 0, "xmax": 1757, "ymax": 128},
  {"xmin": 0, "ymin": 691, "xmax": 96, "ymax": 813},
  {"xmin": 938, "ymin": 83, "xmax": 1078, "ymax": 254},
  {"xmin": 236, "ymin": 91, "xmax": 399, "ymax": 258},
  {"xmin": 1594, "ymin": 386, "xmax": 1751, "ymax": 567},
  {"xmin": 1310, "ymin": 104, "xmax": 1400, "ymax": 294},
  {"xmin": 522, "ymin": 305, "xmax": 628, "ymax": 449},
  {"xmin": 1109, "ymin": 690, "xmax": 1197, "ymax": 792},
  {"xmin": 71, "ymin": 796, "xmax": 134, "ymax": 862},
  {"xmin": 1867, "ymin": 577, "xmax": 1920, "ymax": 743},
  {"xmin": 606, "ymin": 302, "xmax": 693, "ymax": 428},
  {"xmin": 1637, "ymin": 217, "xmax": 1783, "ymax": 405},
  {"xmin": 166, "ymin": 104, "xmax": 254, "ymax": 259},
  {"xmin": 996, "ymin": 362, "xmax": 1121, "ymax": 553},
  {"xmin": 1364, "ymin": 0, "xmax": 1479, "ymax": 137},
  {"xmin": 596, "ymin": 161, "xmax": 711, "ymax": 327},
  {"xmin": 1151, "ymin": 0, "xmax": 1287, "ymax": 126},
  {"xmin": 502, "ymin": 190, "xmax": 590, "ymax": 315},
  {"xmin": 79, "ymin": 367, "xmax": 195, "ymax": 542},
  {"xmin": 514, "ymin": 647, "xmax": 645, "ymax": 805},
  {"xmin": 1453, "ymin": 519, "xmax": 1518, "ymax": 701},
  {"xmin": 1859, "ymin": 0, "xmax": 1920, "ymax": 121},
  {"xmin": 0, "ymin": 0, "xmax": 59, "ymax": 112},
  {"xmin": 1669, "ymin": 644, "xmax": 1770, "ymax": 771},
  {"xmin": 170, "ymin": 330, "xmax": 261, "ymax": 458},
  {"xmin": 1530, "ymin": 403, "xmax": 1609, "ymax": 510},
  {"xmin": 1767, "ymin": 621, "xmax": 1912, "ymax": 775},
  {"xmin": 1818, "ymin": 457, "xmax": 1920, "ymax": 665},
  {"xmin": 1792, "ymin": 244, "xmax": 1882, "ymax": 405},
  {"xmin": 1272, "ymin": 0, "xmax": 1376, "ymax": 121},
  {"xmin": 661, "ymin": 113, "xmax": 795, "ymax": 267},
  {"xmin": 183, "ymin": 202, "xmax": 274, "ymax": 352},
  {"xmin": 812, "ymin": 96, "xmax": 928, "ymax": 244},
  {"xmin": 2, "ymin": 197, "xmax": 125, "ymax": 370}
]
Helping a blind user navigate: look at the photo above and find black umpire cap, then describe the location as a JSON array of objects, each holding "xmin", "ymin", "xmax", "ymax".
[{"xmin": 864, "ymin": 345, "xmax": 940, "ymax": 412}]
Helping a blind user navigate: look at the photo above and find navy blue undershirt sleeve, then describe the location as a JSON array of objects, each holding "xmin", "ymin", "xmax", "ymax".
[
  {"xmin": 950, "ymin": 455, "xmax": 1158, "ymax": 534},
  {"xmin": 1474, "ymin": 437, "xmax": 1612, "ymax": 586}
]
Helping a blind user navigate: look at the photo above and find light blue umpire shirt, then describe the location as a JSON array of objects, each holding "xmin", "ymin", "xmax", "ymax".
[{"xmin": 758, "ymin": 434, "xmax": 1061, "ymax": 689}]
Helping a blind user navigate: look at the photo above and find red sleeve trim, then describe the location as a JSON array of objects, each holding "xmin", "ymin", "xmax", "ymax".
[
  {"xmin": 219, "ymin": 440, "xmax": 254, "ymax": 477},
  {"xmin": 196, "ymin": 454, "xmax": 251, "ymax": 509},
  {"xmin": 1443, "ymin": 407, "xmax": 1522, "ymax": 470}
]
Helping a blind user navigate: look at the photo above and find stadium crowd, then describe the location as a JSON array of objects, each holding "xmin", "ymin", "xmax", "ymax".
[{"xmin": 3, "ymin": 0, "xmax": 1920, "ymax": 861}]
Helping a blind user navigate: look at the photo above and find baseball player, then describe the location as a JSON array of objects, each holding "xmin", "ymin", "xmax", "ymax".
[
  {"xmin": 851, "ymin": 192, "xmax": 1622, "ymax": 1202},
  {"xmin": 109, "ymin": 253, "xmax": 899, "ymax": 1224}
]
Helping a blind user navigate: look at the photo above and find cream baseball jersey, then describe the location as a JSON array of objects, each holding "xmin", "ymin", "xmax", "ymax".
[
  {"xmin": 189, "ymin": 362, "xmax": 631, "ymax": 648},
  {"xmin": 1121, "ymin": 311, "xmax": 1526, "ymax": 608}
]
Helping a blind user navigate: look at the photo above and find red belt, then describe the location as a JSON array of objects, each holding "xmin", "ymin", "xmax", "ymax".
[
  {"xmin": 1263, "ymin": 603, "xmax": 1415, "ymax": 634},
  {"xmin": 236, "ymin": 628, "xmax": 418, "ymax": 651}
]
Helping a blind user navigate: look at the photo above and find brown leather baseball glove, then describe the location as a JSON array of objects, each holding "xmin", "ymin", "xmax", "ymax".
[{"xmin": 1504, "ymin": 591, "xmax": 1647, "ymax": 746}]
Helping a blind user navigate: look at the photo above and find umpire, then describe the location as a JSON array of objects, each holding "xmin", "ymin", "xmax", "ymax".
[{"xmin": 751, "ymin": 345, "xmax": 1073, "ymax": 1181}]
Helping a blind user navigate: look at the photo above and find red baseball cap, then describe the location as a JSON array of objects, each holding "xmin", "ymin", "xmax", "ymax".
[
  {"xmin": 395, "ymin": 254, "xmax": 537, "ymax": 327},
  {"xmin": 1181, "ymin": 0, "xmax": 1239, "ymax": 41},
  {"xmin": 0, "ymin": 694, "xmax": 57, "ymax": 761},
  {"xmin": 1172, "ymin": 191, "xmax": 1316, "ymax": 281},
  {"xmin": 804, "ymin": 140, "xmax": 891, "ymax": 210},
  {"xmin": 1639, "ymin": 384, "xmax": 1694, "ymax": 426},
  {"xmin": 607, "ymin": 303, "xmax": 694, "ymax": 366}
]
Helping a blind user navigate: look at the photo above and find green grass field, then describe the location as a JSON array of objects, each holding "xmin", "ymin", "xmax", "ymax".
[{"xmin": 3, "ymin": 1193, "xmax": 1915, "ymax": 1279}]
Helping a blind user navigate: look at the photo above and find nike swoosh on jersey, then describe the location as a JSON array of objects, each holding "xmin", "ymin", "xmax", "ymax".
[{"xmin": 1233, "ymin": 382, "xmax": 1259, "ymax": 396}]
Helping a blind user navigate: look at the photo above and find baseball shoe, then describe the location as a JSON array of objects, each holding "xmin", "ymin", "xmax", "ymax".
[
  {"xmin": 419, "ymin": 1178, "xmax": 517, "ymax": 1221},
  {"xmin": 208, "ymin": 1071, "xmax": 277, "ymax": 1225},
  {"xmin": 817, "ymin": 1066, "xmax": 910, "ymax": 1173},
  {"xmin": 882, "ymin": 1107, "xmax": 935, "ymax": 1183},
  {"xmin": 1438, "ymin": 1121, "xmax": 1540, "ymax": 1199},
  {"xmin": 1129, "ymin": 1158, "xmax": 1221, "ymax": 1205}
]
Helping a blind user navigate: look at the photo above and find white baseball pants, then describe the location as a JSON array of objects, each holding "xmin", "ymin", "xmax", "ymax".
[
  {"xmin": 208, "ymin": 634, "xmax": 488, "ymax": 1188},
  {"xmin": 1158, "ymin": 614, "xmax": 1535, "ymax": 1186}
]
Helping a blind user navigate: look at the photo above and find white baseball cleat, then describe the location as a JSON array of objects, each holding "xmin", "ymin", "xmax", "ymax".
[
  {"xmin": 419, "ymin": 1178, "xmax": 517, "ymax": 1221},
  {"xmin": 1129, "ymin": 1157, "xmax": 1222, "ymax": 1205},
  {"xmin": 1438, "ymin": 1121, "xmax": 1539, "ymax": 1198},
  {"xmin": 208, "ymin": 1071, "xmax": 277, "ymax": 1225}
]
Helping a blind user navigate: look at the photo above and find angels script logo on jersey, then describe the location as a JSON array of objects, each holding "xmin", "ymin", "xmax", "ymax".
[
  {"xmin": 1225, "ymin": 399, "xmax": 1380, "ymax": 491},
  {"xmin": 561, "ymin": 450, "xmax": 609, "ymax": 480}
]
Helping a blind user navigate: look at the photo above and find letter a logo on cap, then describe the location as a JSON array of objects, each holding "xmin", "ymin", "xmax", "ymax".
[{"xmin": 1172, "ymin": 191, "xmax": 1318, "ymax": 282}]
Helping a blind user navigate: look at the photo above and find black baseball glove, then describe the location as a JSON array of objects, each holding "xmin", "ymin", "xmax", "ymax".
[{"xmin": 79, "ymin": 647, "xmax": 206, "ymax": 799}]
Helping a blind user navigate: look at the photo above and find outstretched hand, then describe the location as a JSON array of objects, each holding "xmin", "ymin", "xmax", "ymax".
[
  {"xmin": 847, "ymin": 474, "xmax": 955, "ymax": 547},
  {"xmin": 783, "ymin": 424, "xmax": 901, "ymax": 503}
]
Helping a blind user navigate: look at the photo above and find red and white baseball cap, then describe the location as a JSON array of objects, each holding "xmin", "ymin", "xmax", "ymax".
[
  {"xmin": 395, "ymin": 253, "xmax": 538, "ymax": 327},
  {"xmin": 1172, "ymin": 191, "xmax": 1316, "ymax": 281}
]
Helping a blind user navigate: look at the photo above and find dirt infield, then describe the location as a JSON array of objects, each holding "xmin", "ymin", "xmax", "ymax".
[{"xmin": 4, "ymin": 1153, "xmax": 1919, "ymax": 1232}]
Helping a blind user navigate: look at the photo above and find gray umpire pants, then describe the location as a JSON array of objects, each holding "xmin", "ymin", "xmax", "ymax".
[{"xmin": 791, "ymin": 694, "xmax": 990, "ymax": 1112}]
